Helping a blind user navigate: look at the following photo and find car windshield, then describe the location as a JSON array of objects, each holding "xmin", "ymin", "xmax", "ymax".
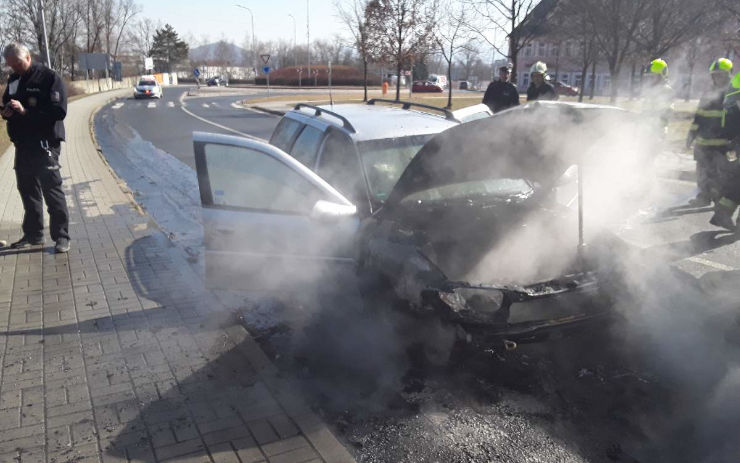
[
  {"xmin": 357, "ymin": 134, "xmax": 431, "ymax": 203},
  {"xmin": 138, "ymin": 80, "xmax": 156, "ymax": 86},
  {"xmin": 400, "ymin": 178, "xmax": 534, "ymax": 205}
]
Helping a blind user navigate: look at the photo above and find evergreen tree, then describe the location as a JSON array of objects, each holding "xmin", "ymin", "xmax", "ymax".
[{"xmin": 150, "ymin": 24, "xmax": 189, "ymax": 72}]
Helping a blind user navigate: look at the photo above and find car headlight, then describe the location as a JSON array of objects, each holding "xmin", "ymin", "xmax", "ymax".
[{"xmin": 438, "ymin": 288, "xmax": 506, "ymax": 318}]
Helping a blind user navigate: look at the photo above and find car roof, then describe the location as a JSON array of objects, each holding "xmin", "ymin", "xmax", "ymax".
[{"xmin": 287, "ymin": 103, "xmax": 458, "ymax": 142}]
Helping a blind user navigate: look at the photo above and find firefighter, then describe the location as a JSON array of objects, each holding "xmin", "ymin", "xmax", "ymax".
[
  {"xmin": 482, "ymin": 63, "xmax": 520, "ymax": 113},
  {"xmin": 686, "ymin": 58, "xmax": 733, "ymax": 207},
  {"xmin": 710, "ymin": 71, "xmax": 740, "ymax": 230},
  {"xmin": 1, "ymin": 43, "xmax": 70, "ymax": 252},
  {"xmin": 526, "ymin": 61, "xmax": 557, "ymax": 101},
  {"xmin": 642, "ymin": 58, "xmax": 674, "ymax": 138}
]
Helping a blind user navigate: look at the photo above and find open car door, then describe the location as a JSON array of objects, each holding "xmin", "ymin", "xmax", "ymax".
[{"xmin": 193, "ymin": 132, "xmax": 359, "ymax": 291}]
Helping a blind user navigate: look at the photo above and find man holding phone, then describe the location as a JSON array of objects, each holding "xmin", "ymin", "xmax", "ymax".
[{"xmin": 2, "ymin": 43, "xmax": 70, "ymax": 253}]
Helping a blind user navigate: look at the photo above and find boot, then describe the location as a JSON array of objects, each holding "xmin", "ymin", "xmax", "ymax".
[
  {"xmin": 688, "ymin": 193, "xmax": 712, "ymax": 207},
  {"xmin": 709, "ymin": 197, "xmax": 737, "ymax": 231}
]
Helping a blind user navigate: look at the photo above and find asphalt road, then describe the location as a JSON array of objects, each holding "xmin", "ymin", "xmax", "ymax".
[{"xmin": 94, "ymin": 86, "xmax": 281, "ymax": 169}]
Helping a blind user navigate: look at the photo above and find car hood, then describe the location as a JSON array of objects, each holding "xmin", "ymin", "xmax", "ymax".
[
  {"xmin": 382, "ymin": 101, "xmax": 652, "ymax": 284},
  {"xmin": 385, "ymin": 101, "xmax": 650, "ymax": 206}
]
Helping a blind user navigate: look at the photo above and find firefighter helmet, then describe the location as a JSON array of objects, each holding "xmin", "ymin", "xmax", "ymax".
[
  {"xmin": 530, "ymin": 61, "xmax": 547, "ymax": 75},
  {"xmin": 648, "ymin": 59, "xmax": 668, "ymax": 76},
  {"xmin": 710, "ymin": 58, "xmax": 733, "ymax": 74}
]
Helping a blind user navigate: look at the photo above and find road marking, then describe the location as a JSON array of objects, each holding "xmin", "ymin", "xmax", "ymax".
[
  {"xmin": 147, "ymin": 102, "xmax": 156, "ymax": 108},
  {"xmin": 167, "ymin": 101, "xmax": 175, "ymax": 108},
  {"xmin": 112, "ymin": 102, "xmax": 124, "ymax": 109},
  {"xmin": 687, "ymin": 256, "xmax": 735, "ymax": 271},
  {"xmin": 178, "ymin": 91, "xmax": 267, "ymax": 142},
  {"xmin": 202, "ymin": 103, "xmax": 210, "ymax": 108}
]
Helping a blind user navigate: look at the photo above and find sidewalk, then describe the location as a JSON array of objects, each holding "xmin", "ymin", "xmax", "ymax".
[{"xmin": 0, "ymin": 91, "xmax": 354, "ymax": 462}]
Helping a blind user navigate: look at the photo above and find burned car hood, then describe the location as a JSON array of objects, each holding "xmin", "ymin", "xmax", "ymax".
[
  {"xmin": 382, "ymin": 101, "xmax": 652, "ymax": 285},
  {"xmin": 385, "ymin": 101, "xmax": 649, "ymax": 206}
]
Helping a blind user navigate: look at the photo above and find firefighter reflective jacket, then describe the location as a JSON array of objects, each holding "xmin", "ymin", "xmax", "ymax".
[{"xmin": 689, "ymin": 88, "xmax": 729, "ymax": 148}]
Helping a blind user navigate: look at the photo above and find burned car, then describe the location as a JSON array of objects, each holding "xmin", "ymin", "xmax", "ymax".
[{"xmin": 192, "ymin": 101, "xmax": 651, "ymax": 352}]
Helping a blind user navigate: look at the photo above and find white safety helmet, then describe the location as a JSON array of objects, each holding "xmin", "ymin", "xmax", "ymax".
[{"xmin": 530, "ymin": 61, "xmax": 548, "ymax": 75}]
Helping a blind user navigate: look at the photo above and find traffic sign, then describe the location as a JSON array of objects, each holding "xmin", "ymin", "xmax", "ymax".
[
  {"xmin": 260, "ymin": 54, "xmax": 271, "ymax": 64},
  {"xmin": 193, "ymin": 68, "xmax": 200, "ymax": 77},
  {"xmin": 263, "ymin": 66, "xmax": 271, "ymax": 74}
]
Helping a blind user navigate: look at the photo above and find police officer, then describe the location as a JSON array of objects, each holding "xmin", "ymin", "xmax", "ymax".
[
  {"xmin": 482, "ymin": 64, "xmax": 520, "ymax": 113},
  {"xmin": 526, "ymin": 61, "xmax": 557, "ymax": 101},
  {"xmin": 710, "ymin": 71, "xmax": 740, "ymax": 230},
  {"xmin": 686, "ymin": 58, "xmax": 733, "ymax": 207},
  {"xmin": 2, "ymin": 43, "xmax": 70, "ymax": 253}
]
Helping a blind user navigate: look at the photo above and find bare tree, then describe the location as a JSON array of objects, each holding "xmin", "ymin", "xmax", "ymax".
[
  {"xmin": 337, "ymin": 0, "xmax": 382, "ymax": 100},
  {"xmin": 369, "ymin": 0, "xmax": 438, "ymax": 100},
  {"xmin": 552, "ymin": 0, "xmax": 599, "ymax": 102},
  {"xmin": 128, "ymin": 17, "xmax": 159, "ymax": 57},
  {"xmin": 455, "ymin": 42, "xmax": 481, "ymax": 80},
  {"xmin": 103, "ymin": 0, "xmax": 140, "ymax": 61},
  {"xmin": 436, "ymin": 0, "xmax": 473, "ymax": 108},
  {"xmin": 634, "ymin": 0, "xmax": 724, "ymax": 58},
  {"xmin": 466, "ymin": 0, "xmax": 546, "ymax": 83},
  {"xmin": 579, "ymin": 0, "xmax": 646, "ymax": 101}
]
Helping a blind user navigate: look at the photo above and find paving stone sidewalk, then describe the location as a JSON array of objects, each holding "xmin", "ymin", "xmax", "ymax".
[{"xmin": 0, "ymin": 90, "xmax": 354, "ymax": 463}]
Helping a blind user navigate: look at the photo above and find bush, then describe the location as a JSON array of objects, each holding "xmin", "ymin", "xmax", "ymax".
[{"xmin": 256, "ymin": 65, "xmax": 381, "ymax": 86}]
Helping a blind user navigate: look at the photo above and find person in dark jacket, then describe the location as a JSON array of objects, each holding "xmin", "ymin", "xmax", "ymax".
[
  {"xmin": 2, "ymin": 43, "xmax": 70, "ymax": 253},
  {"xmin": 482, "ymin": 64, "xmax": 520, "ymax": 113},
  {"xmin": 526, "ymin": 61, "xmax": 557, "ymax": 102},
  {"xmin": 686, "ymin": 58, "xmax": 733, "ymax": 207},
  {"xmin": 710, "ymin": 71, "xmax": 740, "ymax": 230}
]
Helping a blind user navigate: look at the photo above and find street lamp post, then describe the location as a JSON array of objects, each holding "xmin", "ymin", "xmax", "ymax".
[
  {"xmin": 38, "ymin": 0, "xmax": 51, "ymax": 68},
  {"xmin": 306, "ymin": 0, "xmax": 310, "ymax": 75},
  {"xmin": 288, "ymin": 14, "xmax": 297, "ymax": 68},
  {"xmin": 235, "ymin": 4, "xmax": 255, "ymax": 80}
]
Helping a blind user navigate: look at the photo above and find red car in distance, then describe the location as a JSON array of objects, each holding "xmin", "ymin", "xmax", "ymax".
[{"xmin": 412, "ymin": 81, "xmax": 444, "ymax": 93}]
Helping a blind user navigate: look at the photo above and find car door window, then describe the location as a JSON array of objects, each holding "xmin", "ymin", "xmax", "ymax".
[
  {"xmin": 316, "ymin": 131, "xmax": 365, "ymax": 204},
  {"xmin": 290, "ymin": 125, "xmax": 324, "ymax": 168},
  {"xmin": 270, "ymin": 118, "xmax": 303, "ymax": 152},
  {"xmin": 203, "ymin": 143, "xmax": 324, "ymax": 214}
]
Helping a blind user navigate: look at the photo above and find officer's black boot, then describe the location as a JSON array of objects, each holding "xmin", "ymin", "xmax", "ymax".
[{"xmin": 10, "ymin": 235, "xmax": 44, "ymax": 249}]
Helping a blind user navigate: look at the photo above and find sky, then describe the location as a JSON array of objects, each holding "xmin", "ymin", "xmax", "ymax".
[{"xmin": 141, "ymin": 0, "xmax": 349, "ymax": 49}]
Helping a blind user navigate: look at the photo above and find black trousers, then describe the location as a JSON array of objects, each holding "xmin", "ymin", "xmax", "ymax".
[{"xmin": 14, "ymin": 142, "xmax": 70, "ymax": 241}]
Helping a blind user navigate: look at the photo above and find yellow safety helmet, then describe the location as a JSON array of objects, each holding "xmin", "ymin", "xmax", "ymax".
[
  {"xmin": 710, "ymin": 58, "xmax": 733, "ymax": 74},
  {"xmin": 648, "ymin": 58, "xmax": 668, "ymax": 76}
]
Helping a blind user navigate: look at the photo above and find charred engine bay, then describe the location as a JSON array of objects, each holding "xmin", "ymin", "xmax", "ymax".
[{"xmin": 238, "ymin": 260, "xmax": 740, "ymax": 463}]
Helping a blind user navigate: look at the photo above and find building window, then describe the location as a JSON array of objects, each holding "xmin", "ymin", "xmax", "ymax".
[
  {"xmin": 524, "ymin": 43, "xmax": 533, "ymax": 57},
  {"xmin": 561, "ymin": 73, "xmax": 569, "ymax": 84},
  {"xmin": 574, "ymin": 73, "xmax": 583, "ymax": 87},
  {"xmin": 538, "ymin": 42, "xmax": 546, "ymax": 57},
  {"xmin": 551, "ymin": 43, "xmax": 559, "ymax": 57},
  {"xmin": 522, "ymin": 73, "xmax": 530, "ymax": 88}
]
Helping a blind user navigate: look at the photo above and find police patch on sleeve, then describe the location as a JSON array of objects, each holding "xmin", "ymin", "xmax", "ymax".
[{"xmin": 51, "ymin": 91, "xmax": 60, "ymax": 103}]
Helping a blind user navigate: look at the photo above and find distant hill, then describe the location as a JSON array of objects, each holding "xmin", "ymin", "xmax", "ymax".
[{"xmin": 189, "ymin": 42, "xmax": 248, "ymax": 64}]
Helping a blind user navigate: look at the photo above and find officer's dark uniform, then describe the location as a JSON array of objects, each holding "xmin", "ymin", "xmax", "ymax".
[
  {"xmin": 482, "ymin": 80, "xmax": 520, "ymax": 113},
  {"xmin": 2, "ymin": 63, "xmax": 69, "ymax": 242},
  {"xmin": 526, "ymin": 81, "xmax": 557, "ymax": 101},
  {"xmin": 687, "ymin": 87, "xmax": 729, "ymax": 203}
]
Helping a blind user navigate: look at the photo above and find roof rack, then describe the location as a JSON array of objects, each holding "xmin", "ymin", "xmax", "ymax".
[
  {"xmin": 366, "ymin": 98, "xmax": 458, "ymax": 122},
  {"xmin": 293, "ymin": 103, "xmax": 356, "ymax": 133}
]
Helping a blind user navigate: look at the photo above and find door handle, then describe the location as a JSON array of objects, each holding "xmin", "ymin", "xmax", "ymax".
[{"xmin": 216, "ymin": 228, "xmax": 235, "ymax": 235}]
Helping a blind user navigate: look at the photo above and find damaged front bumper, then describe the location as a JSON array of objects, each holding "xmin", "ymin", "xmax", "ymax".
[{"xmin": 424, "ymin": 272, "xmax": 612, "ymax": 345}]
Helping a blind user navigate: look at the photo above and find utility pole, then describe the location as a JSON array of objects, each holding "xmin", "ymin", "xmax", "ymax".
[
  {"xmin": 38, "ymin": 0, "xmax": 52, "ymax": 68},
  {"xmin": 307, "ymin": 0, "xmax": 310, "ymax": 75},
  {"xmin": 288, "ymin": 14, "xmax": 297, "ymax": 67}
]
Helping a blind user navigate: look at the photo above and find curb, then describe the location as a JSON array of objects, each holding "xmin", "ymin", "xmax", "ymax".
[{"xmin": 249, "ymin": 105, "xmax": 287, "ymax": 116}]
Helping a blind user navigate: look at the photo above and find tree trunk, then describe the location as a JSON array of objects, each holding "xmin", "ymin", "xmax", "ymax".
[
  {"xmin": 363, "ymin": 59, "xmax": 368, "ymax": 102},
  {"xmin": 447, "ymin": 57, "xmax": 453, "ymax": 109},
  {"xmin": 589, "ymin": 61, "xmax": 596, "ymax": 100},
  {"xmin": 395, "ymin": 60, "xmax": 402, "ymax": 101},
  {"xmin": 578, "ymin": 65, "xmax": 588, "ymax": 102}
]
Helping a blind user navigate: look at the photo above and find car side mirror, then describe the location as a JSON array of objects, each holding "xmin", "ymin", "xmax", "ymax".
[{"xmin": 310, "ymin": 200, "xmax": 357, "ymax": 221}]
